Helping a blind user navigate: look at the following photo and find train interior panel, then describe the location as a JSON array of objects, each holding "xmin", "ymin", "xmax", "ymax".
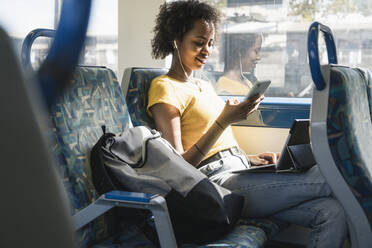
[{"xmin": 2, "ymin": 0, "xmax": 372, "ymax": 247}]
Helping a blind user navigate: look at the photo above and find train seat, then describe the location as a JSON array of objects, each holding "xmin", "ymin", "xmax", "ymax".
[
  {"xmin": 50, "ymin": 65, "xmax": 158, "ymax": 247},
  {"xmin": 21, "ymin": 27, "xmax": 176, "ymax": 247},
  {"xmin": 121, "ymin": 67, "xmax": 290, "ymax": 246},
  {"xmin": 357, "ymin": 68, "xmax": 372, "ymax": 119},
  {"xmin": 121, "ymin": 67, "xmax": 168, "ymax": 128},
  {"xmin": 308, "ymin": 22, "xmax": 372, "ymax": 247},
  {"xmin": 52, "ymin": 65, "xmax": 284, "ymax": 247}
]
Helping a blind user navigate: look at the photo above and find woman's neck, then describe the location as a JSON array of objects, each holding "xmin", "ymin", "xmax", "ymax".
[
  {"xmin": 224, "ymin": 70, "xmax": 242, "ymax": 82},
  {"xmin": 168, "ymin": 68, "xmax": 189, "ymax": 82},
  {"xmin": 168, "ymin": 57, "xmax": 192, "ymax": 82}
]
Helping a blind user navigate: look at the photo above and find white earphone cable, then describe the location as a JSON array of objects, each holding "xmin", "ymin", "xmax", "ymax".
[
  {"xmin": 175, "ymin": 42, "xmax": 190, "ymax": 81},
  {"xmin": 173, "ymin": 40, "xmax": 202, "ymax": 91}
]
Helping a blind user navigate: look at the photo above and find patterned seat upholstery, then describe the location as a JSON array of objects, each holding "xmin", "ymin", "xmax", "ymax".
[
  {"xmin": 94, "ymin": 219, "xmax": 268, "ymax": 248},
  {"xmin": 122, "ymin": 67, "xmax": 288, "ymax": 247},
  {"xmin": 358, "ymin": 68, "xmax": 372, "ymax": 119},
  {"xmin": 51, "ymin": 65, "xmax": 283, "ymax": 248},
  {"xmin": 326, "ymin": 67, "xmax": 372, "ymax": 225},
  {"xmin": 50, "ymin": 66, "xmax": 138, "ymax": 247},
  {"xmin": 123, "ymin": 67, "xmax": 168, "ymax": 128},
  {"xmin": 310, "ymin": 65, "xmax": 372, "ymax": 246}
]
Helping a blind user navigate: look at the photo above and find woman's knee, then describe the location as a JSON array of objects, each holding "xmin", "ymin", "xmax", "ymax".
[
  {"xmin": 304, "ymin": 198, "xmax": 347, "ymax": 247},
  {"xmin": 312, "ymin": 198, "xmax": 346, "ymax": 228}
]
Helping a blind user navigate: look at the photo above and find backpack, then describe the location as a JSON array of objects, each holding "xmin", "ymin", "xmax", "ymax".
[{"xmin": 90, "ymin": 125, "xmax": 244, "ymax": 244}]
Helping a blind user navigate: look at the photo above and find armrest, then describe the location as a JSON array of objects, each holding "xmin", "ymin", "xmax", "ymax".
[{"xmin": 72, "ymin": 190, "xmax": 177, "ymax": 248}]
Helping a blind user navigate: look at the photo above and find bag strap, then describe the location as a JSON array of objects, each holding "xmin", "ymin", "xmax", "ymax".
[{"xmin": 90, "ymin": 126, "xmax": 117, "ymax": 194}]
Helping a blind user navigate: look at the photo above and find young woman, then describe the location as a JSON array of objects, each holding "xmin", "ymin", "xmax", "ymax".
[
  {"xmin": 148, "ymin": 1, "xmax": 347, "ymax": 247},
  {"xmin": 215, "ymin": 33, "xmax": 264, "ymax": 125},
  {"xmin": 215, "ymin": 33, "xmax": 263, "ymax": 95}
]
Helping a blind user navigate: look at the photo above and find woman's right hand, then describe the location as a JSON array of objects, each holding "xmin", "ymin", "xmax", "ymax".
[{"xmin": 216, "ymin": 94, "xmax": 264, "ymax": 128}]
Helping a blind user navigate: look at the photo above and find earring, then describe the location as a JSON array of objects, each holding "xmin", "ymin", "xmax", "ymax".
[{"xmin": 173, "ymin": 40, "xmax": 178, "ymax": 49}]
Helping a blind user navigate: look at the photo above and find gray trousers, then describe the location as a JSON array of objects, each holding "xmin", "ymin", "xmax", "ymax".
[{"xmin": 199, "ymin": 153, "xmax": 347, "ymax": 248}]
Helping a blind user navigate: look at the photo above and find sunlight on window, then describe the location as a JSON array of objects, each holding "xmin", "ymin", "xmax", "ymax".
[
  {"xmin": 0, "ymin": 0, "xmax": 118, "ymax": 74},
  {"xmin": 0, "ymin": 0, "xmax": 55, "ymax": 59},
  {"xmin": 201, "ymin": 0, "xmax": 372, "ymax": 98},
  {"xmin": 83, "ymin": 0, "xmax": 118, "ymax": 74}
]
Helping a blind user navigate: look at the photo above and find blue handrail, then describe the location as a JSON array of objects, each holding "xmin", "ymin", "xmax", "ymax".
[
  {"xmin": 307, "ymin": 22, "xmax": 338, "ymax": 91},
  {"xmin": 21, "ymin": 29, "xmax": 55, "ymax": 72},
  {"xmin": 37, "ymin": 0, "xmax": 92, "ymax": 109}
]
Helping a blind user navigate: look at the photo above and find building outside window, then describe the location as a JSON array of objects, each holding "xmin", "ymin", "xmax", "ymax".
[
  {"xmin": 0, "ymin": 0, "xmax": 118, "ymax": 74},
  {"xmin": 197, "ymin": 0, "xmax": 372, "ymax": 98}
]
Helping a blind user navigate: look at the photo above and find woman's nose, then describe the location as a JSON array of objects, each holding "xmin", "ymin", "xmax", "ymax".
[
  {"xmin": 256, "ymin": 51, "xmax": 262, "ymax": 60},
  {"xmin": 201, "ymin": 44, "xmax": 210, "ymax": 55}
]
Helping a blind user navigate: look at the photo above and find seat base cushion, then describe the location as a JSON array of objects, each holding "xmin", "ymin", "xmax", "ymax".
[{"xmin": 92, "ymin": 218, "xmax": 287, "ymax": 248}]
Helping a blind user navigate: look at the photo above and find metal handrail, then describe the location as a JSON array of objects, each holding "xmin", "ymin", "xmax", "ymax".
[
  {"xmin": 37, "ymin": 0, "xmax": 92, "ymax": 109},
  {"xmin": 307, "ymin": 21, "xmax": 338, "ymax": 90},
  {"xmin": 21, "ymin": 28, "xmax": 55, "ymax": 72}
]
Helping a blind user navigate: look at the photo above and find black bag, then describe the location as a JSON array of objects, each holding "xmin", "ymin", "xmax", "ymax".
[{"xmin": 90, "ymin": 126, "xmax": 244, "ymax": 244}]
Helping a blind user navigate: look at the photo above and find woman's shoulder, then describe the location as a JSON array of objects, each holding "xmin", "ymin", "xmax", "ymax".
[
  {"xmin": 152, "ymin": 74, "xmax": 185, "ymax": 90},
  {"xmin": 149, "ymin": 74, "xmax": 182, "ymax": 95},
  {"xmin": 152, "ymin": 74, "xmax": 177, "ymax": 85},
  {"xmin": 214, "ymin": 75, "xmax": 252, "ymax": 95}
]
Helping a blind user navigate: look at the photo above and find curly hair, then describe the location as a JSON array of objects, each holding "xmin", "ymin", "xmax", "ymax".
[
  {"xmin": 151, "ymin": 0, "xmax": 220, "ymax": 59},
  {"xmin": 222, "ymin": 33, "xmax": 262, "ymax": 72}
]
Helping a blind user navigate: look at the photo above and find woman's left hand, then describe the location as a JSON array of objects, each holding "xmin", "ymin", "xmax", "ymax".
[{"xmin": 247, "ymin": 152, "xmax": 280, "ymax": 166}]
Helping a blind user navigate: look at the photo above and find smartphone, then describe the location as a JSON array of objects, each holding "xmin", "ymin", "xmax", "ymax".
[{"xmin": 246, "ymin": 80, "xmax": 271, "ymax": 100}]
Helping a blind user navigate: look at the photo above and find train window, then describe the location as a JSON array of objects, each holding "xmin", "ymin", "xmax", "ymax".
[
  {"xmin": 30, "ymin": 37, "xmax": 54, "ymax": 71},
  {"xmin": 0, "ymin": 0, "xmax": 56, "ymax": 58},
  {"xmin": 82, "ymin": 0, "xmax": 118, "ymax": 73},
  {"xmin": 193, "ymin": 0, "xmax": 372, "ymax": 99},
  {"xmin": 0, "ymin": 0, "xmax": 118, "ymax": 74}
]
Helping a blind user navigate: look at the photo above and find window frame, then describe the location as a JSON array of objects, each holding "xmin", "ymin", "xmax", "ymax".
[{"xmin": 221, "ymin": 96, "xmax": 311, "ymax": 128}]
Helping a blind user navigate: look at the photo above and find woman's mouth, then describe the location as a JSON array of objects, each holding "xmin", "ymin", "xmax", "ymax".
[
  {"xmin": 252, "ymin": 61, "xmax": 258, "ymax": 68},
  {"xmin": 196, "ymin": 57, "xmax": 207, "ymax": 64}
]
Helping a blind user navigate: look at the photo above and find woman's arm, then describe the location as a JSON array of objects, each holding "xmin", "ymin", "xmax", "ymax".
[
  {"xmin": 150, "ymin": 103, "xmax": 225, "ymax": 165},
  {"xmin": 150, "ymin": 95, "xmax": 263, "ymax": 166}
]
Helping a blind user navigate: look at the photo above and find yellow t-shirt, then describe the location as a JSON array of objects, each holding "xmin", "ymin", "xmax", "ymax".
[
  {"xmin": 215, "ymin": 76, "xmax": 264, "ymax": 126},
  {"xmin": 215, "ymin": 76, "xmax": 253, "ymax": 95},
  {"xmin": 147, "ymin": 75, "xmax": 238, "ymax": 159}
]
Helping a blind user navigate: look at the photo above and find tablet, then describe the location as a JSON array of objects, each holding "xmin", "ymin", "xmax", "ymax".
[
  {"xmin": 246, "ymin": 80, "xmax": 271, "ymax": 100},
  {"xmin": 231, "ymin": 119, "xmax": 313, "ymax": 174}
]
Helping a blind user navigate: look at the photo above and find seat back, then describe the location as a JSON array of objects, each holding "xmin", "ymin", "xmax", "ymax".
[
  {"xmin": 121, "ymin": 67, "xmax": 168, "ymax": 128},
  {"xmin": 1, "ymin": 26, "xmax": 78, "ymax": 248},
  {"xmin": 50, "ymin": 66, "xmax": 132, "ymax": 247},
  {"xmin": 358, "ymin": 68, "xmax": 372, "ymax": 119},
  {"xmin": 308, "ymin": 22, "xmax": 372, "ymax": 247}
]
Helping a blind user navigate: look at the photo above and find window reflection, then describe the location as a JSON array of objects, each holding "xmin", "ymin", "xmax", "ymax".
[
  {"xmin": 0, "ymin": 0, "xmax": 118, "ymax": 74},
  {"xmin": 82, "ymin": 0, "xmax": 118, "ymax": 73},
  {"xmin": 215, "ymin": 33, "xmax": 262, "ymax": 94},
  {"xmin": 0, "ymin": 0, "xmax": 55, "ymax": 61},
  {"xmin": 201, "ymin": 0, "xmax": 372, "ymax": 98}
]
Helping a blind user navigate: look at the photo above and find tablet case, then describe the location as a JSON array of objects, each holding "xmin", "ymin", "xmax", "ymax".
[{"xmin": 287, "ymin": 143, "xmax": 317, "ymax": 172}]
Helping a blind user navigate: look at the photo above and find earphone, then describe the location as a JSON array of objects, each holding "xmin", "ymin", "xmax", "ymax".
[
  {"xmin": 239, "ymin": 51, "xmax": 254, "ymax": 87},
  {"xmin": 173, "ymin": 39, "xmax": 190, "ymax": 81},
  {"xmin": 171, "ymin": 40, "xmax": 201, "ymax": 91},
  {"xmin": 239, "ymin": 52, "xmax": 245, "ymax": 81}
]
